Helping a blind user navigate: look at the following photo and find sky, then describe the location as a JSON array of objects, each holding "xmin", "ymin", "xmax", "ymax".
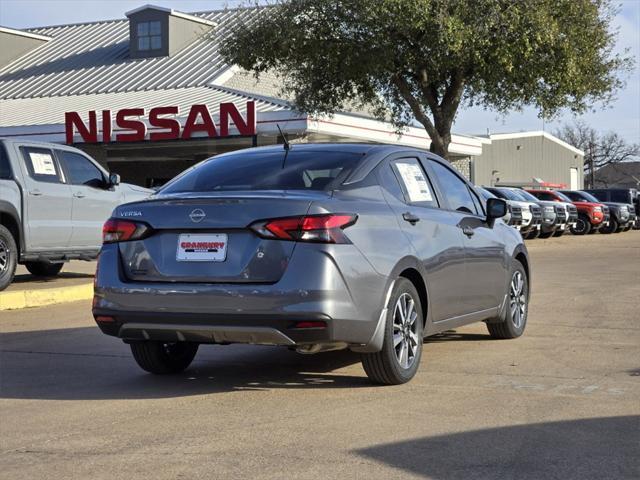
[{"xmin": 1, "ymin": 0, "xmax": 638, "ymax": 143}]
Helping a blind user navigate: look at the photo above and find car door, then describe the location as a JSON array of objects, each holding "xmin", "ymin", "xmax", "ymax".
[
  {"xmin": 18, "ymin": 145, "xmax": 73, "ymax": 250},
  {"xmin": 424, "ymin": 158, "xmax": 507, "ymax": 314},
  {"xmin": 377, "ymin": 155, "xmax": 468, "ymax": 322},
  {"xmin": 56, "ymin": 149, "xmax": 120, "ymax": 249}
]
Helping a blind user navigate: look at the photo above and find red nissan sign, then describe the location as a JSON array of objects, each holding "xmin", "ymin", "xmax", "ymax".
[{"xmin": 65, "ymin": 101, "xmax": 256, "ymax": 144}]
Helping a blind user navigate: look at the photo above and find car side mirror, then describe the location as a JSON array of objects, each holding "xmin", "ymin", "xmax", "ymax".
[
  {"xmin": 486, "ymin": 198, "xmax": 507, "ymax": 227},
  {"xmin": 108, "ymin": 173, "xmax": 120, "ymax": 187}
]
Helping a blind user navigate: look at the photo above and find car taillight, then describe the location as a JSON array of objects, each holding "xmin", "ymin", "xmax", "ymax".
[
  {"xmin": 102, "ymin": 218, "xmax": 150, "ymax": 244},
  {"xmin": 250, "ymin": 214, "xmax": 357, "ymax": 244}
]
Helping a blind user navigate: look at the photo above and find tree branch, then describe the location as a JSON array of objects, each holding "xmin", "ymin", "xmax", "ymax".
[{"xmin": 392, "ymin": 74, "xmax": 437, "ymax": 136}]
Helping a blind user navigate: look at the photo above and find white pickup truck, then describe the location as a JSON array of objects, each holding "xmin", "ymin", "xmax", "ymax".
[{"xmin": 0, "ymin": 138, "xmax": 152, "ymax": 290}]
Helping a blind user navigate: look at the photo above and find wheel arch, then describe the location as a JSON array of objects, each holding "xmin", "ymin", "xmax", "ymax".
[
  {"xmin": 388, "ymin": 256, "xmax": 431, "ymax": 328},
  {"xmin": 0, "ymin": 203, "xmax": 21, "ymax": 255},
  {"xmin": 512, "ymin": 245, "xmax": 531, "ymax": 291}
]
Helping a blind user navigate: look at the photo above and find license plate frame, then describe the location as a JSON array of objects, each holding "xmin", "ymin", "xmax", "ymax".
[{"xmin": 176, "ymin": 233, "xmax": 228, "ymax": 262}]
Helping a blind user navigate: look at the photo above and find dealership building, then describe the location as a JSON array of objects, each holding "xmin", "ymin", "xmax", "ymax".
[{"xmin": 0, "ymin": 4, "xmax": 584, "ymax": 188}]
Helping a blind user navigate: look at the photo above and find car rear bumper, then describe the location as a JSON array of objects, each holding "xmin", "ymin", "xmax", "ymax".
[
  {"xmin": 92, "ymin": 310, "xmax": 335, "ymax": 346},
  {"xmin": 93, "ymin": 242, "xmax": 388, "ymax": 348}
]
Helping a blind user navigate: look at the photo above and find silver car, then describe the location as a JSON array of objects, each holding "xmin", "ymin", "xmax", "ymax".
[{"xmin": 93, "ymin": 144, "xmax": 530, "ymax": 384}]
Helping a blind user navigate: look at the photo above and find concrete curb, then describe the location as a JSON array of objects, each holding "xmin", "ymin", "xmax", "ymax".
[{"xmin": 0, "ymin": 283, "xmax": 93, "ymax": 311}]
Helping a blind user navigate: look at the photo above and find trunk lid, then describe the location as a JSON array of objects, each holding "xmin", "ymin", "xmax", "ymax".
[{"xmin": 114, "ymin": 191, "xmax": 327, "ymax": 283}]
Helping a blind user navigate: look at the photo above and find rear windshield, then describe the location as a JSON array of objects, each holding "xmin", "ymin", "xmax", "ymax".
[{"xmin": 161, "ymin": 150, "xmax": 364, "ymax": 194}]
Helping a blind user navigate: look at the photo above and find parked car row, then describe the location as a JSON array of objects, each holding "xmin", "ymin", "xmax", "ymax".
[{"xmin": 477, "ymin": 184, "xmax": 638, "ymax": 239}]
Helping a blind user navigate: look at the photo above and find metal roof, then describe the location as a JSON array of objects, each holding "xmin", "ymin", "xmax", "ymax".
[
  {"xmin": 0, "ymin": 85, "xmax": 287, "ymax": 127},
  {"xmin": 0, "ymin": 7, "xmax": 265, "ymax": 100}
]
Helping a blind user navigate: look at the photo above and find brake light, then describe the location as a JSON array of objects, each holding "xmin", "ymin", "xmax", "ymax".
[
  {"xmin": 102, "ymin": 218, "xmax": 150, "ymax": 244},
  {"xmin": 250, "ymin": 214, "xmax": 357, "ymax": 244}
]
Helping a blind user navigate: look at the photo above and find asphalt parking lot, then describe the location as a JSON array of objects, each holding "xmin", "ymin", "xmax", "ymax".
[
  {"xmin": 7, "ymin": 261, "xmax": 96, "ymax": 292},
  {"xmin": 1, "ymin": 232, "xmax": 638, "ymax": 480}
]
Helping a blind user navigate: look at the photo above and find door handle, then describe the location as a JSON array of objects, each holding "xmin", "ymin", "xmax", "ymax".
[
  {"xmin": 461, "ymin": 225, "xmax": 475, "ymax": 237},
  {"xmin": 73, "ymin": 192, "xmax": 86, "ymax": 198},
  {"xmin": 29, "ymin": 190, "xmax": 42, "ymax": 196},
  {"xmin": 402, "ymin": 212, "xmax": 420, "ymax": 224}
]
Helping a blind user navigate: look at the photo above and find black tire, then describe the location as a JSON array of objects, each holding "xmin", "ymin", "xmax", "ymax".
[
  {"xmin": 486, "ymin": 260, "xmax": 528, "ymax": 339},
  {"xmin": 623, "ymin": 224, "xmax": 632, "ymax": 232},
  {"xmin": 0, "ymin": 225, "xmax": 18, "ymax": 292},
  {"xmin": 552, "ymin": 229, "xmax": 565, "ymax": 237},
  {"xmin": 538, "ymin": 231, "xmax": 554, "ymax": 239},
  {"xmin": 570, "ymin": 214, "xmax": 592, "ymax": 235},
  {"xmin": 25, "ymin": 261, "xmax": 64, "ymax": 277},
  {"xmin": 130, "ymin": 341, "xmax": 199, "ymax": 374},
  {"xmin": 599, "ymin": 217, "xmax": 618, "ymax": 234},
  {"xmin": 525, "ymin": 229, "xmax": 540, "ymax": 240},
  {"xmin": 361, "ymin": 278, "xmax": 424, "ymax": 385}
]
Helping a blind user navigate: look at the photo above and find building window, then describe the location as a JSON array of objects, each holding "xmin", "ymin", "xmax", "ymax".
[{"xmin": 137, "ymin": 21, "xmax": 162, "ymax": 51}]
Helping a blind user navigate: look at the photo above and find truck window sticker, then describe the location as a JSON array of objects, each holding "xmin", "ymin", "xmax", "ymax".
[
  {"xmin": 29, "ymin": 152, "xmax": 57, "ymax": 176},
  {"xmin": 395, "ymin": 162, "xmax": 434, "ymax": 203}
]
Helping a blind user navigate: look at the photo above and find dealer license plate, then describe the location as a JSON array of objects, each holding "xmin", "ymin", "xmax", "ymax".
[{"xmin": 176, "ymin": 234, "xmax": 228, "ymax": 262}]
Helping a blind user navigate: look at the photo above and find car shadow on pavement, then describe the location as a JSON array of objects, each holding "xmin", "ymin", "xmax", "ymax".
[
  {"xmin": 354, "ymin": 416, "xmax": 640, "ymax": 480},
  {"xmin": 425, "ymin": 330, "xmax": 493, "ymax": 343},
  {"xmin": 10, "ymin": 272, "xmax": 94, "ymax": 285},
  {"xmin": 0, "ymin": 327, "xmax": 372, "ymax": 401}
]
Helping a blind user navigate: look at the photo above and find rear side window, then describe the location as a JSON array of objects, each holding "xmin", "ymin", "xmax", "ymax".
[
  {"xmin": 390, "ymin": 158, "xmax": 438, "ymax": 208},
  {"xmin": 609, "ymin": 191, "xmax": 629, "ymax": 203},
  {"xmin": 0, "ymin": 144, "xmax": 11, "ymax": 179},
  {"xmin": 427, "ymin": 159, "xmax": 478, "ymax": 215},
  {"xmin": 161, "ymin": 150, "xmax": 364, "ymax": 193},
  {"xmin": 20, "ymin": 147, "xmax": 64, "ymax": 184},
  {"xmin": 58, "ymin": 150, "xmax": 105, "ymax": 188}
]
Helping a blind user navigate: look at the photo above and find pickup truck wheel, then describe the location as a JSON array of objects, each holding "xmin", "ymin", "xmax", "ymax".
[
  {"xmin": 570, "ymin": 215, "xmax": 591, "ymax": 235},
  {"xmin": 361, "ymin": 278, "xmax": 423, "ymax": 385},
  {"xmin": 552, "ymin": 229, "xmax": 565, "ymax": 237},
  {"xmin": 538, "ymin": 231, "xmax": 554, "ymax": 239},
  {"xmin": 525, "ymin": 229, "xmax": 540, "ymax": 240},
  {"xmin": 486, "ymin": 261, "xmax": 528, "ymax": 339},
  {"xmin": 25, "ymin": 261, "xmax": 64, "ymax": 277},
  {"xmin": 0, "ymin": 225, "xmax": 18, "ymax": 291},
  {"xmin": 130, "ymin": 341, "xmax": 199, "ymax": 374},
  {"xmin": 599, "ymin": 217, "xmax": 617, "ymax": 234}
]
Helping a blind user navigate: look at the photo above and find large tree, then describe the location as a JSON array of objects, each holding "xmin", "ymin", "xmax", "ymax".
[
  {"xmin": 555, "ymin": 121, "xmax": 640, "ymax": 188},
  {"xmin": 221, "ymin": 0, "xmax": 631, "ymax": 159}
]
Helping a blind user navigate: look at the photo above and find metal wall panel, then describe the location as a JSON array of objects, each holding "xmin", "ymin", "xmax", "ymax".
[{"xmin": 473, "ymin": 135, "xmax": 584, "ymax": 188}]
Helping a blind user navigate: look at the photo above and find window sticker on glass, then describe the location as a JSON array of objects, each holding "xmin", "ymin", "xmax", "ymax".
[
  {"xmin": 29, "ymin": 152, "xmax": 57, "ymax": 176},
  {"xmin": 396, "ymin": 162, "xmax": 433, "ymax": 202}
]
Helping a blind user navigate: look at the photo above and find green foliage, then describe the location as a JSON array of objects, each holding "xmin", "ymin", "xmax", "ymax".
[{"xmin": 221, "ymin": 0, "xmax": 632, "ymax": 158}]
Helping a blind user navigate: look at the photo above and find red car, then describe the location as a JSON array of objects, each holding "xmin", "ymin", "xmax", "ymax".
[{"xmin": 526, "ymin": 189, "xmax": 607, "ymax": 235}]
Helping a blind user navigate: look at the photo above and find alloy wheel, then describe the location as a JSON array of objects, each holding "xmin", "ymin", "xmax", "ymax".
[
  {"xmin": 392, "ymin": 293, "xmax": 420, "ymax": 369},
  {"xmin": 574, "ymin": 218, "xmax": 587, "ymax": 234},
  {"xmin": 0, "ymin": 239, "xmax": 8, "ymax": 274},
  {"xmin": 509, "ymin": 271, "xmax": 527, "ymax": 329}
]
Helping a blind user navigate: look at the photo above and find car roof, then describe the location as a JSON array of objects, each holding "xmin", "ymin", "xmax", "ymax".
[{"xmin": 214, "ymin": 142, "xmax": 426, "ymax": 157}]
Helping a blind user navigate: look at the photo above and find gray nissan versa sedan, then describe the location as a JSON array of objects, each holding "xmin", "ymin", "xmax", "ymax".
[{"xmin": 93, "ymin": 144, "xmax": 530, "ymax": 384}]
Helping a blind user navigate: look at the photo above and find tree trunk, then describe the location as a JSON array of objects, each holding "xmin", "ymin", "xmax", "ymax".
[
  {"xmin": 392, "ymin": 74, "xmax": 461, "ymax": 161},
  {"xmin": 428, "ymin": 128, "xmax": 450, "ymax": 159}
]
